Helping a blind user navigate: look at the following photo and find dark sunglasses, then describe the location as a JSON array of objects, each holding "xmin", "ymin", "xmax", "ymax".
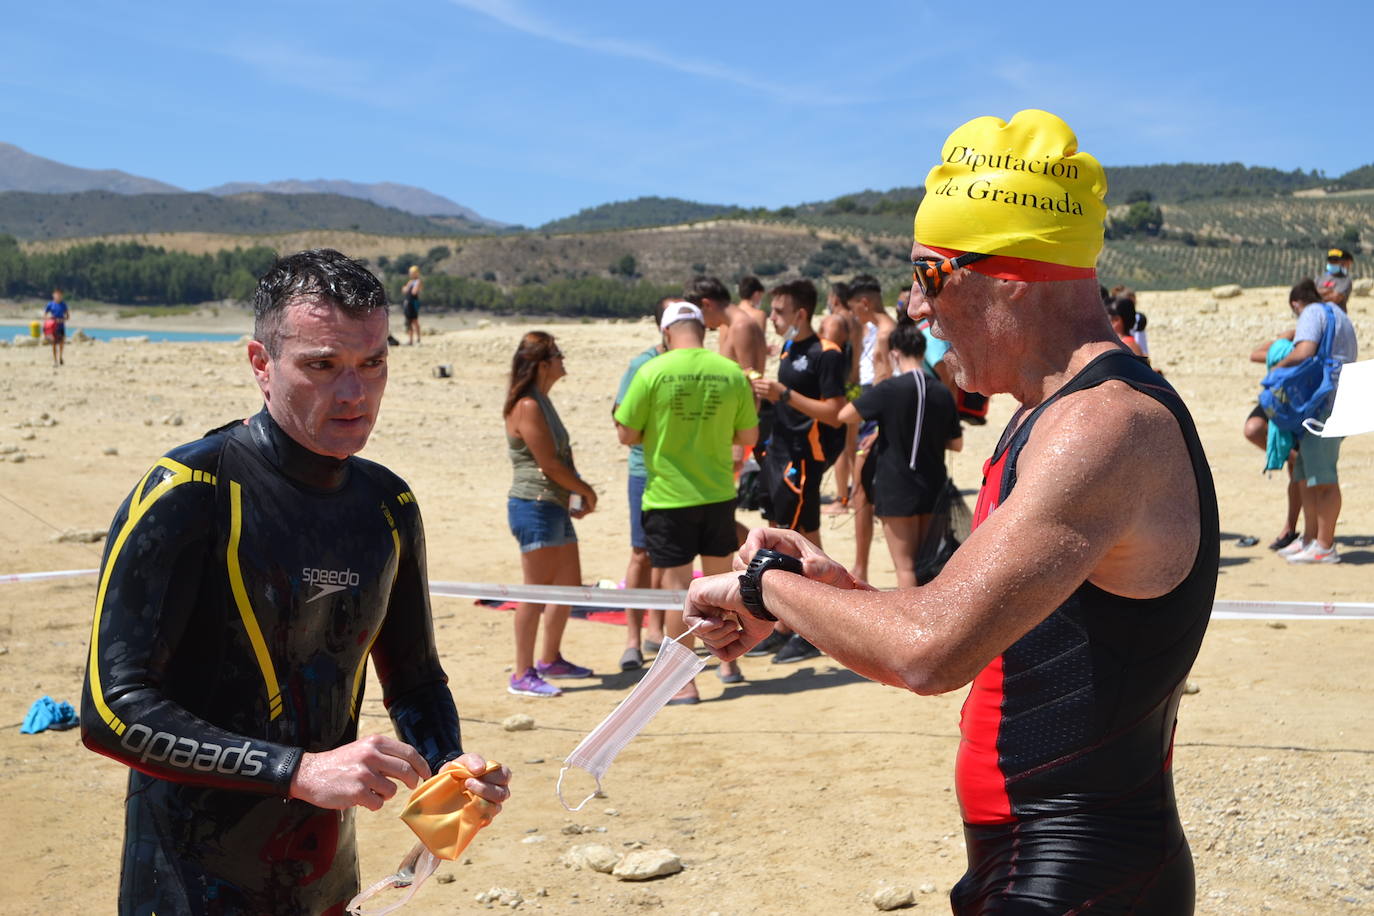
[
  {"xmin": 910, "ymin": 252, "xmax": 991, "ymax": 299},
  {"xmin": 548, "ymin": 349, "xmax": 564, "ymax": 360}
]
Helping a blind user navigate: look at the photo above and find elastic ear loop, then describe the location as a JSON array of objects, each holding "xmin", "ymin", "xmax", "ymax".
[
  {"xmin": 557, "ymin": 620, "xmax": 706, "ymax": 811},
  {"xmin": 347, "ymin": 841, "xmax": 440, "ymax": 916}
]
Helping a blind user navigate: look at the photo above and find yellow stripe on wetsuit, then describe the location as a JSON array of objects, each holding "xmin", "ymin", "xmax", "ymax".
[
  {"xmin": 87, "ymin": 458, "xmax": 217, "ymax": 737},
  {"xmin": 349, "ymin": 507, "xmax": 401, "ymax": 719},
  {"xmin": 227, "ymin": 480, "xmax": 285, "ymax": 719}
]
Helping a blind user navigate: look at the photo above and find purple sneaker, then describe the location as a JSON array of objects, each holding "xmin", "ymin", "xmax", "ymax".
[
  {"xmin": 508, "ymin": 668, "xmax": 561, "ymax": 697},
  {"xmin": 535, "ymin": 655, "xmax": 594, "ymax": 679}
]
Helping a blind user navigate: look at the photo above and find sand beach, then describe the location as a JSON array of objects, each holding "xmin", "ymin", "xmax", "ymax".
[{"xmin": 1, "ymin": 287, "xmax": 1371, "ymax": 914}]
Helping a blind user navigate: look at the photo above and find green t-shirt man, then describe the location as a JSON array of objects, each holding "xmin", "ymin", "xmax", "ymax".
[{"xmin": 614, "ymin": 347, "xmax": 758, "ymax": 510}]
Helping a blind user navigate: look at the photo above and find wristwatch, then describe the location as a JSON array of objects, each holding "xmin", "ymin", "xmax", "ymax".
[
  {"xmin": 738, "ymin": 548, "xmax": 804, "ymax": 621},
  {"xmin": 778, "ymin": 387, "xmax": 792, "ymax": 405}
]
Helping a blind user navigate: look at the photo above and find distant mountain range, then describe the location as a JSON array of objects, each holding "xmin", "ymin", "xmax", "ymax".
[
  {"xmin": 0, "ymin": 142, "xmax": 505, "ymax": 226},
  {"xmin": 0, "ymin": 142, "xmax": 182, "ymax": 195}
]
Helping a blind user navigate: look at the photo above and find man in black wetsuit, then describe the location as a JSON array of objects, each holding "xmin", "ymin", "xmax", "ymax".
[
  {"xmin": 81, "ymin": 249, "xmax": 511, "ymax": 915},
  {"xmin": 685, "ymin": 110, "xmax": 1218, "ymax": 913}
]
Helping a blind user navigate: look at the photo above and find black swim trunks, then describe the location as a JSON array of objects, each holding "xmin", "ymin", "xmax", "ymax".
[
  {"xmin": 952, "ymin": 351, "xmax": 1219, "ymax": 914},
  {"xmin": 82, "ymin": 409, "xmax": 463, "ymax": 915}
]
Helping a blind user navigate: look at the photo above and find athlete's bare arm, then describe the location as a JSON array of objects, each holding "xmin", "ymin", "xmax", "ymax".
[
  {"xmin": 724, "ymin": 310, "xmax": 768, "ymax": 375},
  {"xmin": 686, "ymin": 383, "xmax": 1199, "ymax": 694},
  {"xmin": 752, "ymin": 377, "xmax": 845, "ymax": 427}
]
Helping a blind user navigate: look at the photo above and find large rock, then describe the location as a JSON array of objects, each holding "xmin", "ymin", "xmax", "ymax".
[
  {"xmin": 1211, "ymin": 283, "xmax": 1243, "ymax": 299},
  {"xmin": 561, "ymin": 843, "xmax": 619, "ymax": 874},
  {"xmin": 612, "ymin": 848, "xmax": 682, "ymax": 881},
  {"xmin": 1353, "ymin": 278, "xmax": 1372, "ymax": 297}
]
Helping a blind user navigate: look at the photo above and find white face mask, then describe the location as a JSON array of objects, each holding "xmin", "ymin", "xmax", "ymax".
[{"xmin": 557, "ymin": 623, "xmax": 707, "ymax": 811}]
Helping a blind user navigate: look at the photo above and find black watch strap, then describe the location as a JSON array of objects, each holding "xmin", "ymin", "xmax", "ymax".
[{"xmin": 738, "ymin": 548, "xmax": 804, "ymax": 621}]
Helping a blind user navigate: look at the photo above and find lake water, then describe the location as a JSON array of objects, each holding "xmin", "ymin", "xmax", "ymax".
[{"xmin": 2, "ymin": 324, "xmax": 246, "ymax": 343}]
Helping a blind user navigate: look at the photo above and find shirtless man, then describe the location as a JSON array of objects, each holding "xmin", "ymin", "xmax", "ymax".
[
  {"xmin": 844, "ymin": 275, "xmax": 897, "ymax": 582},
  {"xmin": 685, "ymin": 275, "xmax": 768, "ymax": 377},
  {"xmin": 735, "ymin": 275, "xmax": 768, "ymax": 333},
  {"xmin": 686, "ymin": 110, "xmax": 1217, "ymax": 914}
]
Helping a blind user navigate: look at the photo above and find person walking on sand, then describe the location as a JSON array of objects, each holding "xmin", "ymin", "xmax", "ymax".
[
  {"xmin": 615, "ymin": 301, "xmax": 758, "ymax": 703},
  {"xmin": 504, "ymin": 331, "xmax": 599, "ymax": 697},
  {"xmin": 402, "ymin": 265, "xmax": 423, "ymax": 345},
  {"xmin": 43, "ymin": 287, "xmax": 69, "ymax": 366},
  {"xmin": 686, "ymin": 110, "xmax": 1218, "ymax": 914},
  {"xmin": 81, "ymin": 249, "xmax": 510, "ymax": 915}
]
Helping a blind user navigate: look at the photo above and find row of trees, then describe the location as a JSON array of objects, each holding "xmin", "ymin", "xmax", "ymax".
[
  {"xmin": 0, "ymin": 235, "xmax": 680, "ymax": 318},
  {"xmin": 0, "ymin": 236, "xmax": 277, "ymax": 303}
]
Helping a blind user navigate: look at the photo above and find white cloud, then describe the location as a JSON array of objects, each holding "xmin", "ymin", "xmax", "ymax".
[{"xmin": 448, "ymin": 0, "xmax": 853, "ymax": 105}]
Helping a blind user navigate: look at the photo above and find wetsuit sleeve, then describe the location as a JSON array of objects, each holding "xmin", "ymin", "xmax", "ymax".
[
  {"xmin": 81, "ymin": 456, "xmax": 303, "ymax": 795},
  {"xmin": 370, "ymin": 491, "xmax": 464, "ymax": 772}
]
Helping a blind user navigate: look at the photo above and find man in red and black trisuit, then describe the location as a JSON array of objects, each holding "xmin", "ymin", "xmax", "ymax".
[
  {"xmin": 684, "ymin": 110, "xmax": 1218, "ymax": 914},
  {"xmin": 81, "ymin": 249, "xmax": 511, "ymax": 915}
]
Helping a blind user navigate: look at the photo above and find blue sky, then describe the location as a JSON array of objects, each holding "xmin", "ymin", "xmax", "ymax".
[{"xmin": 4, "ymin": 0, "xmax": 1369, "ymax": 227}]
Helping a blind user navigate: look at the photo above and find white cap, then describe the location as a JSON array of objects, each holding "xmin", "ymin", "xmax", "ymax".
[{"xmin": 660, "ymin": 300, "xmax": 704, "ymax": 330}]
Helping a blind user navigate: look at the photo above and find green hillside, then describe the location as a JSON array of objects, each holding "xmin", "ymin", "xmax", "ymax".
[
  {"xmin": 539, "ymin": 196, "xmax": 739, "ymax": 233},
  {"xmin": 0, "ymin": 190, "xmax": 491, "ymax": 240}
]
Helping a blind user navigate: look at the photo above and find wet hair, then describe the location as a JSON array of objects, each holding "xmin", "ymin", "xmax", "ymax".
[
  {"xmin": 504, "ymin": 331, "xmax": 559, "ymax": 417},
  {"xmin": 684, "ymin": 275, "xmax": 731, "ymax": 307},
  {"xmin": 845, "ymin": 274, "xmax": 883, "ymax": 306},
  {"xmin": 1290, "ymin": 278, "xmax": 1323, "ymax": 306},
  {"xmin": 253, "ymin": 249, "xmax": 387, "ymax": 357},
  {"xmin": 738, "ymin": 276, "xmax": 764, "ymax": 299},
  {"xmin": 770, "ymin": 279, "xmax": 818, "ymax": 319},
  {"xmin": 888, "ymin": 322, "xmax": 927, "ymax": 360}
]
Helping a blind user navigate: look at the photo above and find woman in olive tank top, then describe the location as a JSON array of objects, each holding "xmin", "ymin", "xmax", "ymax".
[{"xmin": 503, "ymin": 332, "xmax": 599, "ymax": 697}]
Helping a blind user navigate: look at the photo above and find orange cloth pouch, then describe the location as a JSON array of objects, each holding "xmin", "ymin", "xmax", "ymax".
[
  {"xmin": 400, "ymin": 760, "xmax": 502, "ymax": 859},
  {"xmin": 347, "ymin": 761, "xmax": 502, "ymax": 915}
]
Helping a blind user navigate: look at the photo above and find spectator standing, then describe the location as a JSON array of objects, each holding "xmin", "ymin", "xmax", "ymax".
[
  {"xmin": 504, "ymin": 332, "xmax": 599, "ymax": 697},
  {"xmin": 750, "ymin": 279, "xmax": 847, "ymax": 663},
  {"xmin": 1272, "ymin": 280, "xmax": 1359, "ymax": 563},
  {"xmin": 839, "ymin": 323, "xmax": 963, "ymax": 587},
  {"xmin": 736, "ymin": 275, "xmax": 768, "ymax": 333},
  {"xmin": 401, "ymin": 265, "xmax": 423, "ymax": 345},
  {"xmin": 611, "ymin": 297, "xmax": 673, "ymax": 671},
  {"xmin": 1317, "ymin": 248, "xmax": 1354, "ymax": 310},
  {"xmin": 845, "ymin": 275, "xmax": 898, "ymax": 582},
  {"xmin": 43, "ymin": 287, "xmax": 69, "ymax": 367},
  {"xmin": 615, "ymin": 302, "xmax": 758, "ymax": 702}
]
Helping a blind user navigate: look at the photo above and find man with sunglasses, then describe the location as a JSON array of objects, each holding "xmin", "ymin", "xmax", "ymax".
[{"xmin": 687, "ymin": 110, "xmax": 1218, "ymax": 914}]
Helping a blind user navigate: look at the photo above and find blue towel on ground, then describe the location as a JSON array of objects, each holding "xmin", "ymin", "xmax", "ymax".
[{"xmin": 20, "ymin": 695, "xmax": 78, "ymax": 733}]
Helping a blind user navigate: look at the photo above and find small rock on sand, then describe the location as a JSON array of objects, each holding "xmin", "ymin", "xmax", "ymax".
[
  {"xmin": 873, "ymin": 885, "xmax": 916, "ymax": 910},
  {"xmin": 562, "ymin": 844, "xmax": 619, "ymax": 874},
  {"xmin": 612, "ymin": 849, "xmax": 682, "ymax": 881},
  {"xmin": 502, "ymin": 713, "xmax": 535, "ymax": 731}
]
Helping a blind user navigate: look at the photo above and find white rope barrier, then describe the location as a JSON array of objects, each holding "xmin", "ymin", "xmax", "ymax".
[{"xmin": 4, "ymin": 568, "xmax": 1373, "ymax": 620}]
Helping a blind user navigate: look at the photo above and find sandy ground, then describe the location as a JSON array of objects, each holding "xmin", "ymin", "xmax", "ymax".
[{"xmin": 1, "ymin": 288, "xmax": 1372, "ymax": 914}]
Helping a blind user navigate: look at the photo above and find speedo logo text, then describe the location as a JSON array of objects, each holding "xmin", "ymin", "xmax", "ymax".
[
  {"xmin": 120, "ymin": 723, "xmax": 267, "ymax": 776},
  {"xmin": 302, "ymin": 566, "xmax": 361, "ymax": 602}
]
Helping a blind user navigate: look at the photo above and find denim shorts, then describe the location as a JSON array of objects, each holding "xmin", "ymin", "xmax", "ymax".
[
  {"xmin": 628, "ymin": 474, "xmax": 648, "ymax": 550},
  {"xmin": 507, "ymin": 497, "xmax": 577, "ymax": 553}
]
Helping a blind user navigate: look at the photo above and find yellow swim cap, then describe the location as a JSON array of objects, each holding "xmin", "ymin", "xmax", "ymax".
[{"xmin": 914, "ymin": 109, "xmax": 1107, "ymax": 276}]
